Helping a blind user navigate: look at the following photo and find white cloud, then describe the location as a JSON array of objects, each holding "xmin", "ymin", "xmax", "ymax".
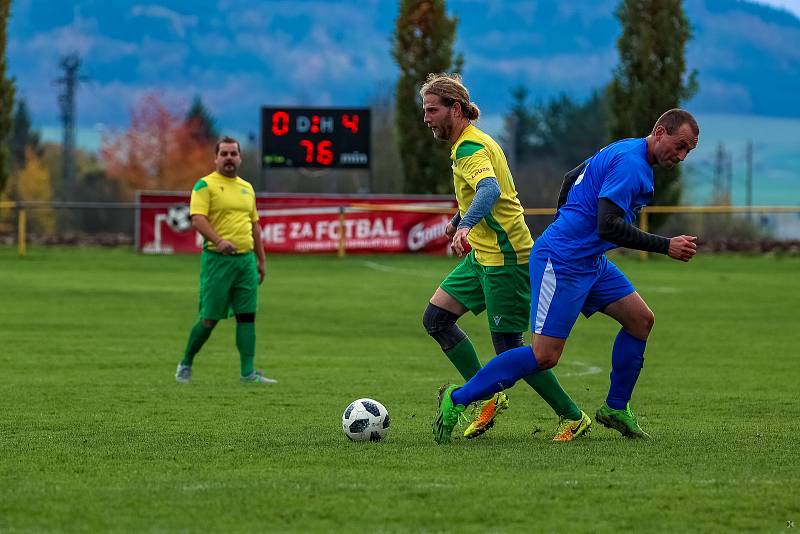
[
  {"xmin": 754, "ymin": 0, "xmax": 800, "ymax": 18},
  {"xmin": 130, "ymin": 5, "xmax": 198, "ymax": 38}
]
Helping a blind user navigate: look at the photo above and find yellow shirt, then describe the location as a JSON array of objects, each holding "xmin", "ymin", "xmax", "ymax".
[
  {"xmin": 189, "ymin": 171, "xmax": 259, "ymax": 253},
  {"xmin": 451, "ymin": 124, "xmax": 533, "ymax": 266}
]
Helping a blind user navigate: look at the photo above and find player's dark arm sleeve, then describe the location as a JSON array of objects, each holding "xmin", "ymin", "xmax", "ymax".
[
  {"xmin": 450, "ymin": 212, "xmax": 461, "ymax": 227},
  {"xmin": 557, "ymin": 162, "xmax": 586, "ymax": 209},
  {"xmin": 457, "ymin": 178, "xmax": 501, "ymax": 229},
  {"xmin": 597, "ymin": 197, "xmax": 670, "ymax": 254}
]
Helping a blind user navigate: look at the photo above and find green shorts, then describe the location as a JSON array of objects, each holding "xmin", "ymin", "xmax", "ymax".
[
  {"xmin": 198, "ymin": 250, "xmax": 258, "ymax": 320},
  {"xmin": 439, "ymin": 251, "xmax": 530, "ymax": 333}
]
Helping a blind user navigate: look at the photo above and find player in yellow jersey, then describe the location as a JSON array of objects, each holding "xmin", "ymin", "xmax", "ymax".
[
  {"xmin": 175, "ymin": 136, "xmax": 276, "ymax": 385},
  {"xmin": 419, "ymin": 73, "xmax": 590, "ymax": 443}
]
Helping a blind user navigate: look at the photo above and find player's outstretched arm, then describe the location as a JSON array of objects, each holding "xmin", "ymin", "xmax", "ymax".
[{"xmin": 597, "ymin": 198, "xmax": 672, "ymax": 255}]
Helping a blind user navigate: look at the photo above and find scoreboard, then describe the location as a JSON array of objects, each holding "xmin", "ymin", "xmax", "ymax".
[{"xmin": 261, "ymin": 107, "xmax": 371, "ymax": 169}]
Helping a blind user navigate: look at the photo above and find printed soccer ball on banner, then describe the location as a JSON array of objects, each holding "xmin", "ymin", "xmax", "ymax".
[
  {"xmin": 342, "ymin": 398, "xmax": 390, "ymax": 442},
  {"xmin": 166, "ymin": 204, "xmax": 193, "ymax": 232}
]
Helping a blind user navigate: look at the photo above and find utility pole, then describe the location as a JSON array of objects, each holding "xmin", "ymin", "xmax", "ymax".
[
  {"xmin": 725, "ymin": 149, "xmax": 733, "ymax": 205},
  {"xmin": 745, "ymin": 140, "xmax": 753, "ymax": 220},
  {"xmin": 54, "ymin": 53, "xmax": 85, "ymax": 196},
  {"xmin": 713, "ymin": 142, "xmax": 725, "ymax": 202}
]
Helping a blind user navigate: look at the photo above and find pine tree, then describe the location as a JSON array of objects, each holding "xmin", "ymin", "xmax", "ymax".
[
  {"xmin": 609, "ymin": 0, "xmax": 698, "ymax": 208},
  {"xmin": 392, "ymin": 0, "xmax": 462, "ymax": 194},
  {"xmin": 185, "ymin": 95, "xmax": 218, "ymax": 144},
  {"xmin": 0, "ymin": 0, "xmax": 16, "ymax": 195},
  {"xmin": 9, "ymin": 98, "xmax": 42, "ymax": 172}
]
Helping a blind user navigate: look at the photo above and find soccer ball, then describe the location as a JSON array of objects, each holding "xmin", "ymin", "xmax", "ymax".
[
  {"xmin": 166, "ymin": 203, "xmax": 192, "ymax": 232},
  {"xmin": 342, "ymin": 398, "xmax": 390, "ymax": 442}
]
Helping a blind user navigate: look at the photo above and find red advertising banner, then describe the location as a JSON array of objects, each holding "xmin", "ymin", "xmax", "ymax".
[{"xmin": 136, "ymin": 192, "xmax": 456, "ymax": 254}]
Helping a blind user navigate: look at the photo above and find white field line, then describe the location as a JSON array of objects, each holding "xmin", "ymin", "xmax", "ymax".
[
  {"xmin": 359, "ymin": 260, "xmax": 443, "ymax": 278},
  {"xmin": 558, "ymin": 360, "xmax": 603, "ymax": 377}
]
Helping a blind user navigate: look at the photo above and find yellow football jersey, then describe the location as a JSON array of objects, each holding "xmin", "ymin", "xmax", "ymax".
[
  {"xmin": 451, "ymin": 124, "xmax": 533, "ymax": 266},
  {"xmin": 189, "ymin": 172, "xmax": 259, "ymax": 253}
]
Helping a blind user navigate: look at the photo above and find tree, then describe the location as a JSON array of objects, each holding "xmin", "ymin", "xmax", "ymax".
[
  {"xmin": 0, "ymin": 0, "xmax": 16, "ymax": 195},
  {"xmin": 608, "ymin": 0, "xmax": 698, "ymax": 208},
  {"xmin": 185, "ymin": 95, "xmax": 218, "ymax": 144},
  {"xmin": 392, "ymin": 0, "xmax": 462, "ymax": 194},
  {"xmin": 501, "ymin": 89, "xmax": 609, "ymax": 211},
  {"xmin": 101, "ymin": 94, "xmax": 217, "ymax": 197},
  {"xmin": 0, "ymin": 148, "xmax": 55, "ymax": 233},
  {"xmin": 9, "ymin": 98, "xmax": 42, "ymax": 173}
]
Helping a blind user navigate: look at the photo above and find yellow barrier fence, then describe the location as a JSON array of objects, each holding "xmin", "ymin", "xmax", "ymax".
[{"xmin": 2, "ymin": 200, "xmax": 799, "ymax": 258}]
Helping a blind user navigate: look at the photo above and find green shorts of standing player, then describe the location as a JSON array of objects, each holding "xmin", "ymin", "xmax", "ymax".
[
  {"xmin": 174, "ymin": 136, "xmax": 276, "ymax": 385},
  {"xmin": 425, "ymin": 250, "xmax": 590, "ymax": 441}
]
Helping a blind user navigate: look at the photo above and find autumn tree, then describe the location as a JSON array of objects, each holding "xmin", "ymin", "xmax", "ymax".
[
  {"xmin": 101, "ymin": 94, "xmax": 217, "ymax": 197},
  {"xmin": 1, "ymin": 148, "xmax": 55, "ymax": 233},
  {"xmin": 393, "ymin": 0, "xmax": 462, "ymax": 194}
]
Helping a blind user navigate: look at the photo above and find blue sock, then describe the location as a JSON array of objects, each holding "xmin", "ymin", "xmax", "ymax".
[
  {"xmin": 451, "ymin": 346, "xmax": 539, "ymax": 406},
  {"xmin": 606, "ymin": 329, "xmax": 646, "ymax": 410}
]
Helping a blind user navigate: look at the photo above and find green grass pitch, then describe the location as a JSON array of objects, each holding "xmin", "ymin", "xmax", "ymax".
[{"xmin": 1, "ymin": 247, "xmax": 798, "ymax": 532}]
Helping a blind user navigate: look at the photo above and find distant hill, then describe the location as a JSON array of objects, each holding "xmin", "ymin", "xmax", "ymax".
[
  {"xmin": 454, "ymin": 0, "xmax": 800, "ymax": 118},
  {"xmin": 7, "ymin": 0, "xmax": 800, "ymax": 132}
]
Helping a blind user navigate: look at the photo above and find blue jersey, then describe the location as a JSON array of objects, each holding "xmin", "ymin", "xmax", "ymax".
[{"xmin": 538, "ymin": 138, "xmax": 654, "ymax": 262}]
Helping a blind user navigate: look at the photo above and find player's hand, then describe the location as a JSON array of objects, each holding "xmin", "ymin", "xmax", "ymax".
[
  {"xmin": 667, "ymin": 235, "xmax": 697, "ymax": 262},
  {"xmin": 215, "ymin": 239, "xmax": 236, "ymax": 255},
  {"xmin": 445, "ymin": 222, "xmax": 457, "ymax": 239},
  {"xmin": 452, "ymin": 228, "xmax": 472, "ymax": 257},
  {"xmin": 256, "ymin": 259, "xmax": 265, "ymax": 285}
]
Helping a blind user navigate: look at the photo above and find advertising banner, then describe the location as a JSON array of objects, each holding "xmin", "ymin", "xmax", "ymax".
[{"xmin": 136, "ymin": 192, "xmax": 456, "ymax": 254}]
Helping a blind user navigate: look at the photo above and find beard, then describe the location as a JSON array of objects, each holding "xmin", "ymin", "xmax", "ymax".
[
  {"xmin": 431, "ymin": 124, "xmax": 450, "ymax": 140},
  {"xmin": 220, "ymin": 162, "xmax": 238, "ymax": 175}
]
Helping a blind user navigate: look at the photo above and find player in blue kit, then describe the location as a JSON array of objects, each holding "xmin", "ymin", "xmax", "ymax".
[{"xmin": 433, "ymin": 109, "xmax": 700, "ymax": 443}]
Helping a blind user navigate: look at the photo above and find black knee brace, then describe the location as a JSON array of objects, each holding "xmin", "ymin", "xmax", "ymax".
[
  {"xmin": 235, "ymin": 312, "xmax": 256, "ymax": 323},
  {"xmin": 422, "ymin": 303, "xmax": 466, "ymax": 352},
  {"xmin": 490, "ymin": 331, "xmax": 524, "ymax": 354}
]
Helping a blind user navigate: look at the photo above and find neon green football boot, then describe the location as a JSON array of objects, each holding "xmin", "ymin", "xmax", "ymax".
[
  {"xmin": 595, "ymin": 402, "xmax": 651, "ymax": 439},
  {"xmin": 432, "ymin": 384, "xmax": 466, "ymax": 444}
]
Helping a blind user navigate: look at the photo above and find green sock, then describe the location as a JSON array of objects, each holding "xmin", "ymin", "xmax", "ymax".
[
  {"xmin": 181, "ymin": 320, "xmax": 213, "ymax": 366},
  {"xmin": 236, "ymin": 322, "xmax": 256, "ymax": 377},
  {"xmin": 523, "ymin": 370, "xmax": 582, "ymax": 420},
  {"xmin": 444, "ymin": 337, "xmax": 483, "ymax": 381}
]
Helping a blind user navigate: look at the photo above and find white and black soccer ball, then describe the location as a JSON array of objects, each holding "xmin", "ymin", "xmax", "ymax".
[
  {"xmin": 166, "ymin": 204, "xmax": 192, "ymax": 232},
  {"xmin": 342, "ymin": 398, "xmax": 390, "ymax": 442}
]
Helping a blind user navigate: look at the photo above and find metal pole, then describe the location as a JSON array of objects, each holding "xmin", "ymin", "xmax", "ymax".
[
  {"xmin": 639, "ymin": 210, "xmax": 649, "ymax": 261},
  {"xmin": 337, "ymin": 206, "xmax": 346, "ymax": 258},
  {"xmin": 746, "ymin": 140, "xmax": 753, "ymax": 221}
]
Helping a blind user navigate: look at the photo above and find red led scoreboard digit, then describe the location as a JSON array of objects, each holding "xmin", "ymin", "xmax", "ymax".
[{"xmin": 261, "ymin": 107, "xmax": 370, "ymax": 169}]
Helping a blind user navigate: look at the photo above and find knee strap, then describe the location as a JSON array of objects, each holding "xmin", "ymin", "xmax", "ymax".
[
  {"xmin": 423, "ymin": 303, "xmax": 466, "ymax": 352},
  {"xmin": 235, "ymin": 312, "xmax": 256, "ymax": 323},
  {"xmin": 490, "ymin": 331, "xmax": 524, "ymax": 354}
]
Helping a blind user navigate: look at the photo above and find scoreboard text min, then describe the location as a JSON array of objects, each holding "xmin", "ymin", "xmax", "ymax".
[{"xmin": 261, "ymin": 107, "xmax": 371, "ymax": 169}]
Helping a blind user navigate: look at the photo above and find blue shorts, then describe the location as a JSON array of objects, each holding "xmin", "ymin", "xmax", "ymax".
[{"xmin": 530, "ymin": 246, "xmax": 635, "ymax": 339}]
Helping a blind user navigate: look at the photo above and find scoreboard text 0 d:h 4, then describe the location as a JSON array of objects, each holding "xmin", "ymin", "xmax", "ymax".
[{"xmin": 261, "ymin": 107, "xmax": 371, "ymax": 169}]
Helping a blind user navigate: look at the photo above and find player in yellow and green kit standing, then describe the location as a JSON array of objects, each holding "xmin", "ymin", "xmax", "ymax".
[
  {"xmin": 175, "ymin": 136, "xmax": 276, "ymax": 384},
  {"xmin": 420, "ymin": 74, "xmax": 590, "ymax": 442}
]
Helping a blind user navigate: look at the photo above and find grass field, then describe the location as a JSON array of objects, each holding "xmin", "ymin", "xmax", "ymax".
[{"xmin": 1, "ymin": 247, "xmax": 798, "ymax": 532}]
